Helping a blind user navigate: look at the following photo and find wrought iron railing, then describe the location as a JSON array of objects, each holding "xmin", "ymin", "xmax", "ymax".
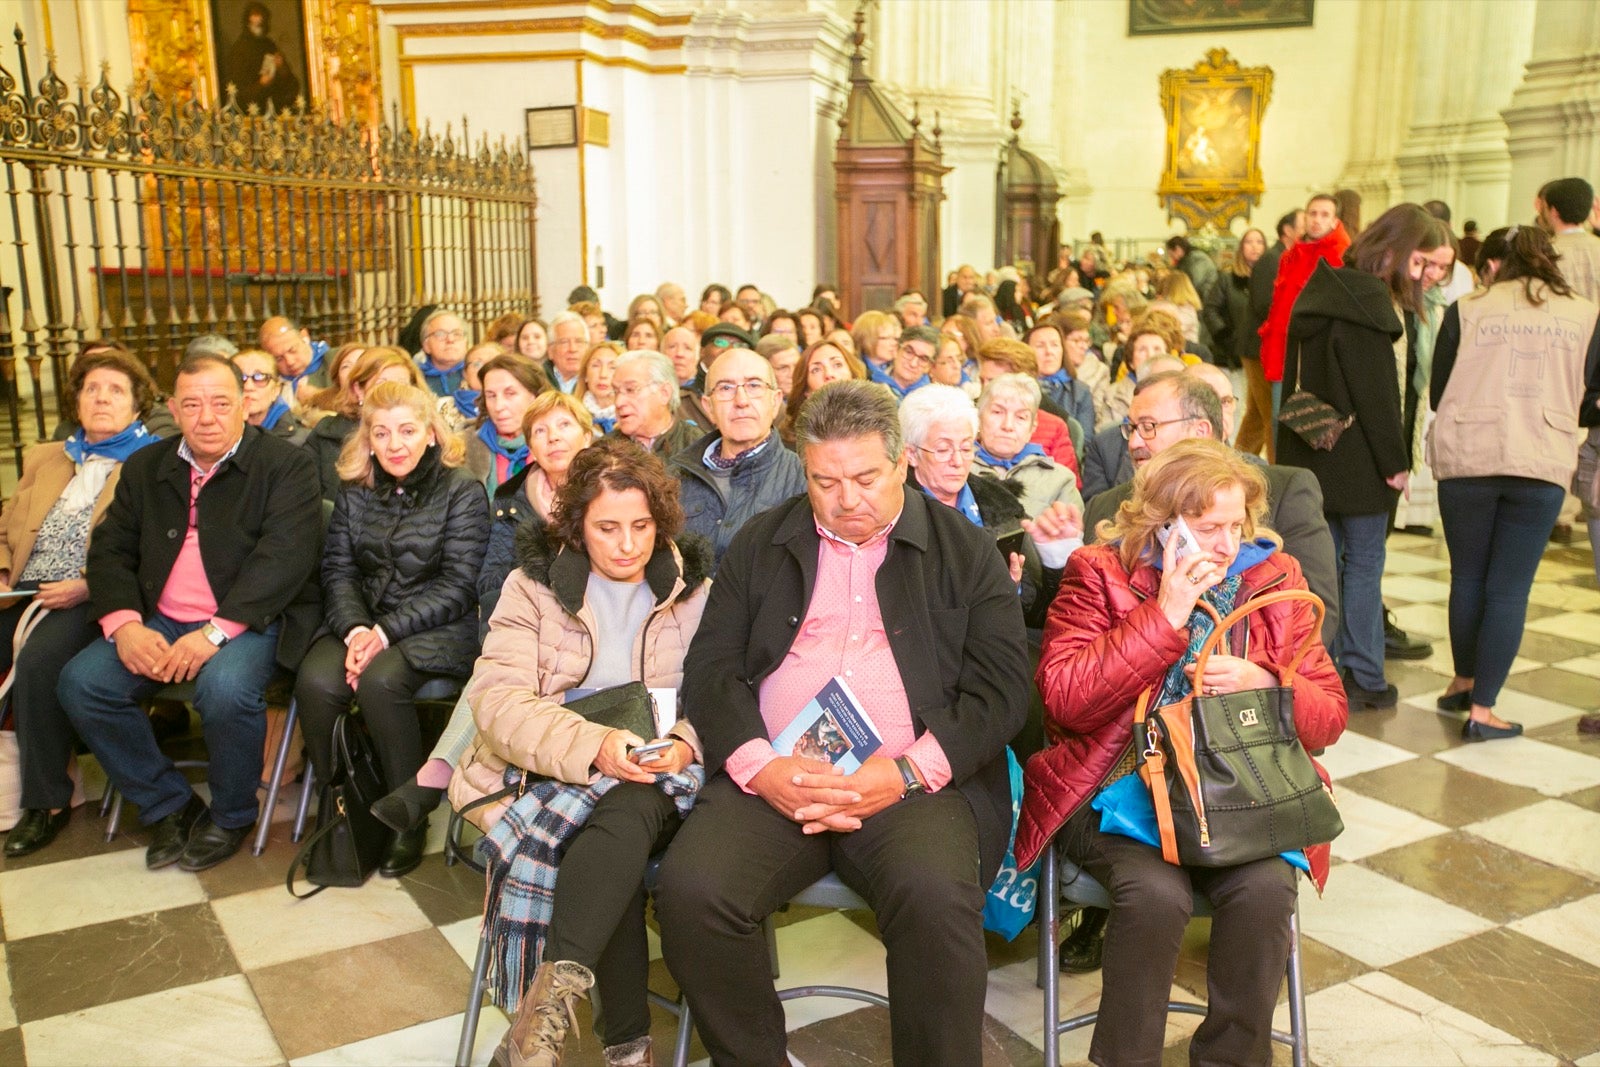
[{"xmin": 0, "ymin": 28, "xmax": 538, "ymax": 472}]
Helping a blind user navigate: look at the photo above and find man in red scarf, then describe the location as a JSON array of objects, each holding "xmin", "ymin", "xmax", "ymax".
[{"xmin": 1257, "ymin": 193, "xmax": 1351, "ymax": 402}]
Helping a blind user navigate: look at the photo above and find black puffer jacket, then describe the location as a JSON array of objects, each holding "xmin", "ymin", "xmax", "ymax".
[{"xmin": 322, "ymin": 444, "xmax": 491, "ymax": 675}]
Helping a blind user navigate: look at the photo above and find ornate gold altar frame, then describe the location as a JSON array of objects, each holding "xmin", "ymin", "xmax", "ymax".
[{"xmin": 1157, "ymin": 49, "xmax": 1273, "ymax": 233}]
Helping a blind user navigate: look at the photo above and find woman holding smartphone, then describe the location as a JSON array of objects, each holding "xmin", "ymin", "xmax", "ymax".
[{"xmin": 449, "ymin": 437, "xmax": 711, "ymax": 1067}]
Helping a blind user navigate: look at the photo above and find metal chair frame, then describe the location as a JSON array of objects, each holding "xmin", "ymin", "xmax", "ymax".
[{"xmin": 1036, "ymin": 843, "xmax": 1309, "ymax": 1067}]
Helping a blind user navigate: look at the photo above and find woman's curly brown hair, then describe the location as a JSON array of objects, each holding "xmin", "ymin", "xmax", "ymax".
[
  {"xmin": 64, "ymin": 344, "xmax": 159, "ymax": 421},
  {"xmin": 548, "ymin": 436, "xmax": 684, "ymax": 554}
]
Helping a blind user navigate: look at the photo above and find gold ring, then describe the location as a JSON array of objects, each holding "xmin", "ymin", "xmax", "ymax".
[{"xmin": 1188, "ymin": 574, "xmax": 1201, "ymax": 585}]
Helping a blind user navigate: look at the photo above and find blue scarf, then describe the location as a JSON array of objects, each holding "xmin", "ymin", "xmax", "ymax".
[
  {"xmin": 64, "ymin": 421, "xmax": 154, "ymax": 464},
  {"xmin": 1148, "ymin": 537, "xmax": 1278, "ymax": 707},
  {"xmin": 453, "ymin": 388, "xmax": 480, "ymax": 420},
  {"xmin": 1040, "ymin": 368, "xmax": 1072, "ymax": 391},
  {"xmin": 259, "ymin": 400, "xmax": 292, "ymax": 431},
  {"xmin": 921, "ymin": 481, "xmax": 983, "ymax": 526},
  {"xmin": 477, "ymin": 421, "xmax": 529, "ymax": 470},
  {"xmin": 868, "ymin": 362, "xmax": 928, "ymax": 400},
  {"xmin": 975, "ymin": 442, "xmax": 1044, "ymax": 471},
  {"xmin": 420, "ymin": 359, "xmax": 464, "ymax": 396},
  {"xmin": 285, "ymin": 340, "xmax": 328, "ymax": 390}
]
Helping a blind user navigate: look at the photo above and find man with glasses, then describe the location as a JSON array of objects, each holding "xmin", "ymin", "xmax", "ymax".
[
  {"xmin": 687, "ymin": 323, "xmax": 756, "ymax": 430},
  {"xmin": 670, "ymin": 348, "xmax": 805, "ymax": 568},
  {"xmin": 58, "ymin": 352, "xmax": 322, "ymax": 873},
  {"xmin": 544, "ymin": 310, "xmax": 589, "ymax": 394},
  {"xmin": 414, "ymin": 308, "xmax": 471, "ymax": 397},
  {"xmin": 259, "ymin": 315, "xmax": 329, "ymax": 408},
  {"xmin": 869, "ymin": 325, "xmax": 938, "ymax": 400},
  {"xmin": 1078, "ymin": 354, "xmax": 1187, "ymax": 500},
  {"xmin": 608, "ymin": 350, "xmax": 701, "ymax": 459}
]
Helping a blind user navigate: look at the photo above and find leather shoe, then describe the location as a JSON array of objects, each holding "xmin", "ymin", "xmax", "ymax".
[
  {"xmin": 1462, "ymin": 719, "xmax": 1523, "ymax": 743},
  {"xmin": 1436, "ymin": 690, "xmax": 1472, "ymax": 713},
  {"xmin": 1383, "ymin": 609, "xmax": 1433, "ymax": 660},
  {"xmin": 1341, "ymin": 672, "xmax": 1398, "ymax": 710},
  {"xmin": 370, "ymin": 779, "xmax": 444, "ymax": 834},
  {"xmin": 4, "ymin": 807, "xmax": 71, "ymax": 858},
  {"xmin": 177, "ymin": 814, "xmax": 252, "ymax": 872},
  {"xmin": 379, "ymin": 821, "xmax": 429, "ymax": 878},
  {"xmin": 145, "ymin": 795, "xmax": 207, "ymax": 869},
  {"xmin": 1058, "ymin": 906, "xmax": 1107, "ymax": 973},
  {"xmin": 1579, "ymin": 712, "xmax": 1600, "ymax": 735}
]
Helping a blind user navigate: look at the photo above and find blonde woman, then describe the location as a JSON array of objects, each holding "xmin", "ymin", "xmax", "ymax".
[
  {"xmin": 578, "ymin": 340, "xmax": 623, "ymax": 434},
  {"xmin": 292, "ymin": 381, "xmax": 490, "ymax": 878}
]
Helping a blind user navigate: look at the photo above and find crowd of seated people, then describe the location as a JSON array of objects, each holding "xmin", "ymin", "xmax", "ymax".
[{"xmin": 5, "ymin": 186, "xmax": 1598, "ymax": 1064}]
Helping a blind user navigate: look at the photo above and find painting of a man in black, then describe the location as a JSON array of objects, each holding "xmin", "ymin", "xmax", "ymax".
[{"xmin": 221, "ymin": 1, "xmax": 302, "ymax": 114}]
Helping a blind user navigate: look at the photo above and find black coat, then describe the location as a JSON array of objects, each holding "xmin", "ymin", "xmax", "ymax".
[
  {"xmin": 479, "ymin": 466, "xmax": 545, "ymax": 630},
  {"xmin": 322, "ymin": 445, "xmax": 491, "ymax": 676},
  {"xmin": 1278, "ymin": 262, "xmax": 1409, "ymax": 515},
  {"xmin": 87, "ymin": 425, "xmax": 323, "ymax": 670},
  {"xmin": 682, "ymin": 489, "xmax": 1031, "ymax": 885},
  {"xmin": 1080, "ymin": 424, "xmax": 1134, "ymax": 503},
  {"xmin": 307, "ymin": 414, "xmax": 357, "ymax": 502}
]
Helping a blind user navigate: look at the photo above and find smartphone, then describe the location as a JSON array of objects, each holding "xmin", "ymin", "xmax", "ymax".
[
  {"xmin": 995, "ymin": 527, "xmax": 1027, "ymax": 561},
  {"xmin": 1157, "ymin": 515, "xmax": 1199, "ymax": 563},
  {"xmin": 630, "ymin": 739, "xmax": 675, "ymax": 764}
]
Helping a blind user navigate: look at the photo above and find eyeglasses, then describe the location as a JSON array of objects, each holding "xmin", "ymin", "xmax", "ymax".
[
  {"xmin": 709, "ymin": 379, "xmax": 776, "ymax": 401},
  {"xmin": 916, "ymin": 441, "xmax": 976, "ymax": 463},
  {"xmin": 898, "ymin": 344, "xmax": 933, "ymax": 367},
  {"xmin": 1120, "ymin": 416, "xmax": 1197, "ymax": 441},
  {"xmin": 614, "ymin": 383, "xmax": 659, "ymax": 400},
  {"xmin": 240, "ymin": 371, "xmax": 278, "ymax": 386},
  {"xmin": 427, "ymin": 328, "xmax": 467, "ymax": 341}
]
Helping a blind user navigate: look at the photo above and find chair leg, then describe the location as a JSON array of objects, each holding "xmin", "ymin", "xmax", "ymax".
[
  {"xmin": 763, "ymin": 915, "xmax": 780, "ymax": 981},
  {"xmin": 457, "ymin": 932, "xmax": 492, "ymax": 1067},
  {"xmin": 1039, "ymin": 844, "xmax": 1061, "ymax": 1067},
  {"xmin": 254, "ymin": 699, "xmax": 299, "ymax": 857},
  {"xmin": 98, "ymin": 784, "xmax": 115, "ymax": 818},
  {"xmin": 103, "ymin": 788, "xmax": 124, "ymax": 843},
  {"xmin": 1287, "ymin": 899, "xmax": 1308, "ymax": 1067},
  {"xmin": 671, "ymin": 996, "xmax": 694, "ymax": 1067},
  {"xmin": 292, "ymin": 764, "xmax": 315, "ymax": 842}
]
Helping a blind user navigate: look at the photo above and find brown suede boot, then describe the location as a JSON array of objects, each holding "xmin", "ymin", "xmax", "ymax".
[
  {"xmin": 491, "ymin": 961, "xmax": 595, "ymax": 1067},
  {"xmin": 602, "ymin": 1035, "xmax": 653, "ymax": 1066}
]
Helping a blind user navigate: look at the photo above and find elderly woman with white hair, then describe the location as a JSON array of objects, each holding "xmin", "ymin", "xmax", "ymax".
[
  {"xmin": 608, "ymin": 349, "xmax": 702, "ymax": 458},
  {"xmin": 899, "ymin": 384, "xmax": 1082, "ymax": 627},
  {"xmin": 972, "ymin": 373, "xmax": 1085, "ymax": 521}
]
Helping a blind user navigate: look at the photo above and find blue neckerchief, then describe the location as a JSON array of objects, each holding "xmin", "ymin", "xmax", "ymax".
[
  {"xmin": 453, "ymin": 387, "xmax": 481, "ymax": 420},
  {"xmin": 592, "ymin": 413, "xmax": 616, "ymax": 434},
  {"xmin": 921, "ymin": 481, "xmax": 983, "ymax": 526},
  {"xmin": 477, "ymin": 421, "xmax": 529, "ymax": 471},
  {"xmin": 64, "ymin": 421, "xmax": 154, "ymax": 464},
  {"xmin": 259, "ymin": 399, "xmax": 292, "ymax": 431},
  {"xmin": 1142, "ymin": 537, "xmax": 1279, "ymax": 707},
  {"xmin": 868, "ymin": 362, "xmax": 928, "ymax": 400},
  {"xmin": 1040, "ymin": 368, "xmax": 1072, "ymax": 389},
  {"xmin": 285, "ymin": 340, "xmax": 328, "ymax": 390},
  {"xmin": 421, "ymin": 359, "xmax": 464, "ymax": 395},
  {"xmin": 975, "ymin": 442, "xmax": 1044, "ymax": 470}
]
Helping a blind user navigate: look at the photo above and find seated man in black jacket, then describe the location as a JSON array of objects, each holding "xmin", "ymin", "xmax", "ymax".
[
  {"xmin": 60, "ymin": 353, "xmax": 322, "ymax": 872},
  {"xmin": 657, "ymin": 381, "xmax": 1030, "ymax": 1066}
]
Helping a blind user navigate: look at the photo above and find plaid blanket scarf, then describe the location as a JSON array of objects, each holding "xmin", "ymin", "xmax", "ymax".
[{"xmin": 477, "ymin": 764, "xmax": 704, "ymax": 1010}]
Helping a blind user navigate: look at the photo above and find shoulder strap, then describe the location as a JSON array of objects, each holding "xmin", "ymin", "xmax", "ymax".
[
  {"xmin": 1133, "ymin": 688, "xmax": 1182, "ymax": 865},
  {"xmin": 1193, "ymin": 589, "xmax": 1325, "ymax": 684}
]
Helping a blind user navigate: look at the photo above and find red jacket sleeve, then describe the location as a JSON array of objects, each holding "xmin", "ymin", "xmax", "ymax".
[
  {"xmin": 1250, "ymin": 558, "xmax": 1348, "ymax": 752},
  {"xmin": 1257, "ymin": 250, "xmax": 1301, "ymax": 382},
  {"xmin": 1032, "ymin": 412, "xmax": 1081, "ymax": 482}
]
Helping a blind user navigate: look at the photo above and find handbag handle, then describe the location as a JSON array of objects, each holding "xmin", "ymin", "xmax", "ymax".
[{"xmin": 1192, "ymin": 588, "xmax": 1326, "ymax": 686}]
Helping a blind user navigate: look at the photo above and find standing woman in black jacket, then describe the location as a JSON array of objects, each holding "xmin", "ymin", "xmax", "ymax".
[
  {"xmin": 294, "ymin": 381, "xmax": 490, "ymax": 877},
  {"xmin": 1278, "ymin": 204, "xmax": 1452, "ymax": 709}
]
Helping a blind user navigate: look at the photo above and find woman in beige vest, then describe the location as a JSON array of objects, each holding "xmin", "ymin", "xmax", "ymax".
[{"xmin": 1427, "ymin": 226, "xmax": 1600, "ymax": 740}]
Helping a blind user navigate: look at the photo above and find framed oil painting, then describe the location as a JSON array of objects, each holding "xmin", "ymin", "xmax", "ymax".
[
  {"xmin": 210, "ymin": 0, "xmax": 311, "ymax": 113},
  {"xmin": 1130, "ymin": 0, "xmax": 1313, "ymax": 36},
  {"xmin": 1158, "ymin": 50, "xmax": 1274, "ymax": 232}
]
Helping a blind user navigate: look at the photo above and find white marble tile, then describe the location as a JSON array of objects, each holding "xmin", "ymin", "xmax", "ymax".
[
  {"xmin": 1526, "ymin": 611, "xmax": 1600, "ymax": 646},
  {"xmin": 1327, "ymin": 791, "xmax": 1448, "ymax": 861},
  {"xmin": 22, "ymin": 975, "xmax": 283, "ymax": 1066},
  {"xmin": 1526, "ymin": 584, "xmax": 1600, "ymax": 612},
  {"xmin": 1576, "ymin": 1052, "xmax": 1600, "ymax": 1067},
  {"xmin": 1272, "ymin": 972, "xmax": 1557, "ymax": 1066},
  {"xmin": 212, "ymin": 877, "xmax": 434, "ymax": 970},
  {"xmin": 1535, "ymin": 559, "xmax": 1594, "ymax": 582},
  {"xmin": 770, "ymin": 911, "xmax": 887, "ymax": 1031},
  {"xmin": 1386, "ymin": 533, "xmax": 1442, "ymax": 553},
  {"xmin": 1411, "ymin": 645, "xmax": 1540, "ymax": 678},
  {"xmin": 0, "ymin": 944, "xmax": 15, "ymax": 1031},
  {"xmin": 1486, "ymin": 688, "xmax": 1587, "ymax": 730},
  {"xmin": 1467, "ymin": 800, "xmax": 1600, "ymax": 882},
  {"xmin": 292, "ymin": 1009, "xmax": 507, "ymax": 1067},
  {"xmin": 438, "ymin": 916, "xmax": 485, "ymax": 970},
  {"xmin": 1389, "ymin": 602, "xmax": 1451, "ymax": 640},
  {"xmin": 1382, "ymin": 574, "xmax": 1454, "ymax": 604},
  {"xmin": 0, "ymin": 847, "xmax": 209, "ymax": 940},
  {"xmin": 1383, "ymin": 551, "xmax": 1452, "ymax": 576},
  {"xmin": 1298, "ymin": 864, "xmax": 1493, "ymax": 967},
  {"xmin": 1434, "ymin": 737, "xmax": 1600, "ymax": 797},
  {"xmin": 1509, "ymin": 892, "xmax": 1600, "ymax": 967},
  {"xmin": 984, "ymin": 956, "xmax": 1201, "ymax": 1060},
  {"xmin": 1552, "ymin": 654, "xmax": 1600, "ymax": 679},
  {"xmin": 1316, "ymin": 731, "xmax": 1422, "ymax": 780}
]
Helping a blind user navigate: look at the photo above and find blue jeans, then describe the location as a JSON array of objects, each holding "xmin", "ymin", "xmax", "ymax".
[
  {"xmin": 59, "ymin": 615, "xmax": 280, "ymax": 829},
  {"xmin": 1326, "ymin": 512, "xmax": 1389, "ymax": 690},
  {"xmin": 1438, "ymin": 477, "xmax": 1565, "ymax": 707}
]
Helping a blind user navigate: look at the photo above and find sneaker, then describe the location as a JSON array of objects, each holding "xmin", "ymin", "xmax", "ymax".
[{"xmin": 1383, "ymin": 609, "xmax": 1432, "ymax": 660}]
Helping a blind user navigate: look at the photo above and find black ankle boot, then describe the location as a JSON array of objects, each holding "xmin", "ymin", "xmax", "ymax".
[
  {"xmin": 1058, "ymin": 907, "xmax": 1108, "ymax": 973},
  {"xmin": 378, "ymin": 821, "xmax": 429, "ymax": 878},
  {"xmin": 370, "ymin": 779, "xmax": 444, "ymax": 834}
]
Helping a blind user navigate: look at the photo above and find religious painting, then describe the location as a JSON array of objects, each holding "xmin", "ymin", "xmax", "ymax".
[
  {"xmin": 1158, "ymin": 50, "xmax": 1273, "ymax": 232},
  {"xmin": 210, "ymin": 0, "xmax": 311, "ymax": 113},
  {"xmin": 1129, "ymin": 0, "xmax": 1314, "ymax": 36}
]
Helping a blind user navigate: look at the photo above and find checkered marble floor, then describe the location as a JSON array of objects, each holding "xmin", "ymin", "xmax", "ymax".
[{"xmin": 3, "ymin": 530, "xmax": 1599, "ymax": 1066}]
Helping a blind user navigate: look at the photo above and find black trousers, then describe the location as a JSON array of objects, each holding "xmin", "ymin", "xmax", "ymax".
[
  {"xmin": 0, "ymin": 596, "xmax": 97, "ymax": 809},
  {"xmin": 656, "ymin": 774, "xmax": 987, "ymax": 1067},
  {"xmin": 1059, "ymin": 803, "xmax": 1297, "ymax": 1067},
  {"xmin": 542, "ymin": 782, "xmax": 682, "ymax": 1047},
  {"xmin": 293, "ymin": 634, "xmax": 445, "ymax": 793}
]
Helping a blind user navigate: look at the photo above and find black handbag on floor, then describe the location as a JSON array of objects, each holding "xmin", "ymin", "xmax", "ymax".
[{"xmin": 287, "ymin": 713, "xmax": 389, "ymax": 898}]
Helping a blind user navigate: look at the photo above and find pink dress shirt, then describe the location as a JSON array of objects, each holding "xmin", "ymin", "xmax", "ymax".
[{"xmin": 722, "ymin": 516, "xmax": 953, "ymax": 793}]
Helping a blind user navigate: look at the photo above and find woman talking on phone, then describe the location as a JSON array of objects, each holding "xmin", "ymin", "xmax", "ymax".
[{"xmin": 449, "ymin": 437, "xmax": 711, "ymax": 1067}]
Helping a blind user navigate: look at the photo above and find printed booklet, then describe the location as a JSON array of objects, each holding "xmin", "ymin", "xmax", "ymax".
[{"xmin": 772, "ymin": 676, "xmax": 884, "ymax": 773}]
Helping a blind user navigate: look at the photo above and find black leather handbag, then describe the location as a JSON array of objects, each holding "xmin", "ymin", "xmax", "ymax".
[
  {"xmin": 287, "ymin": 713, "xmax": 389, "ymax": 898},
  {"xmin": 1134, "ymin": 590, "xmax": 1344, "ymax": 868}
]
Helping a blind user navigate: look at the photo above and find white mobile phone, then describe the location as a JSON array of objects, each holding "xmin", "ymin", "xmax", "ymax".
[
  {"xmin": 1158, "ymin": 515, "xmax": 1200, "ymax": 563},
  {"xmin": 630, "ymin": 739, "xmax": 675, "ymax": 764}
]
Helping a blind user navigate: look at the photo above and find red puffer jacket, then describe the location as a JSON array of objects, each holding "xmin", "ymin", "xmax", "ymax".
[{"xmin": 1014, "ymin": 544, "xmax": 1348, "ymax": 892}]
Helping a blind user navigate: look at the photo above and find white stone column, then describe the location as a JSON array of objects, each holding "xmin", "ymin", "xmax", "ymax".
[
  {"xmin": 1338, "ymin": 0, "xmax": 1418, "ymax": 213},
  {"xmin": 1503, "ymin": 0, "xmax": 1600, "ymax": 221}
]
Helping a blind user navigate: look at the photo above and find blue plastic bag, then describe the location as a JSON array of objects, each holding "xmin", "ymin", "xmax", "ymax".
[{"xmin": 983, "ymin": 747, "xmax": 1041, "ymax": 940}]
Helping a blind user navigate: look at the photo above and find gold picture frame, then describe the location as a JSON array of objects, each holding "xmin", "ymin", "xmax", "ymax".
[{"xmin": 1157, "ymin": 49, "xmax": 1273, "ymax": 233}]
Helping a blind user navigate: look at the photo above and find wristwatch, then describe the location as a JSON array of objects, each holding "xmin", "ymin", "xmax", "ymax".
[
  {"xmin": 894, "ymin": 756, "xmax": 926, "ymax": 799},
  {"xmin": 200, "ymin": 622, "xmax": 230, "ymax": 648}
]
